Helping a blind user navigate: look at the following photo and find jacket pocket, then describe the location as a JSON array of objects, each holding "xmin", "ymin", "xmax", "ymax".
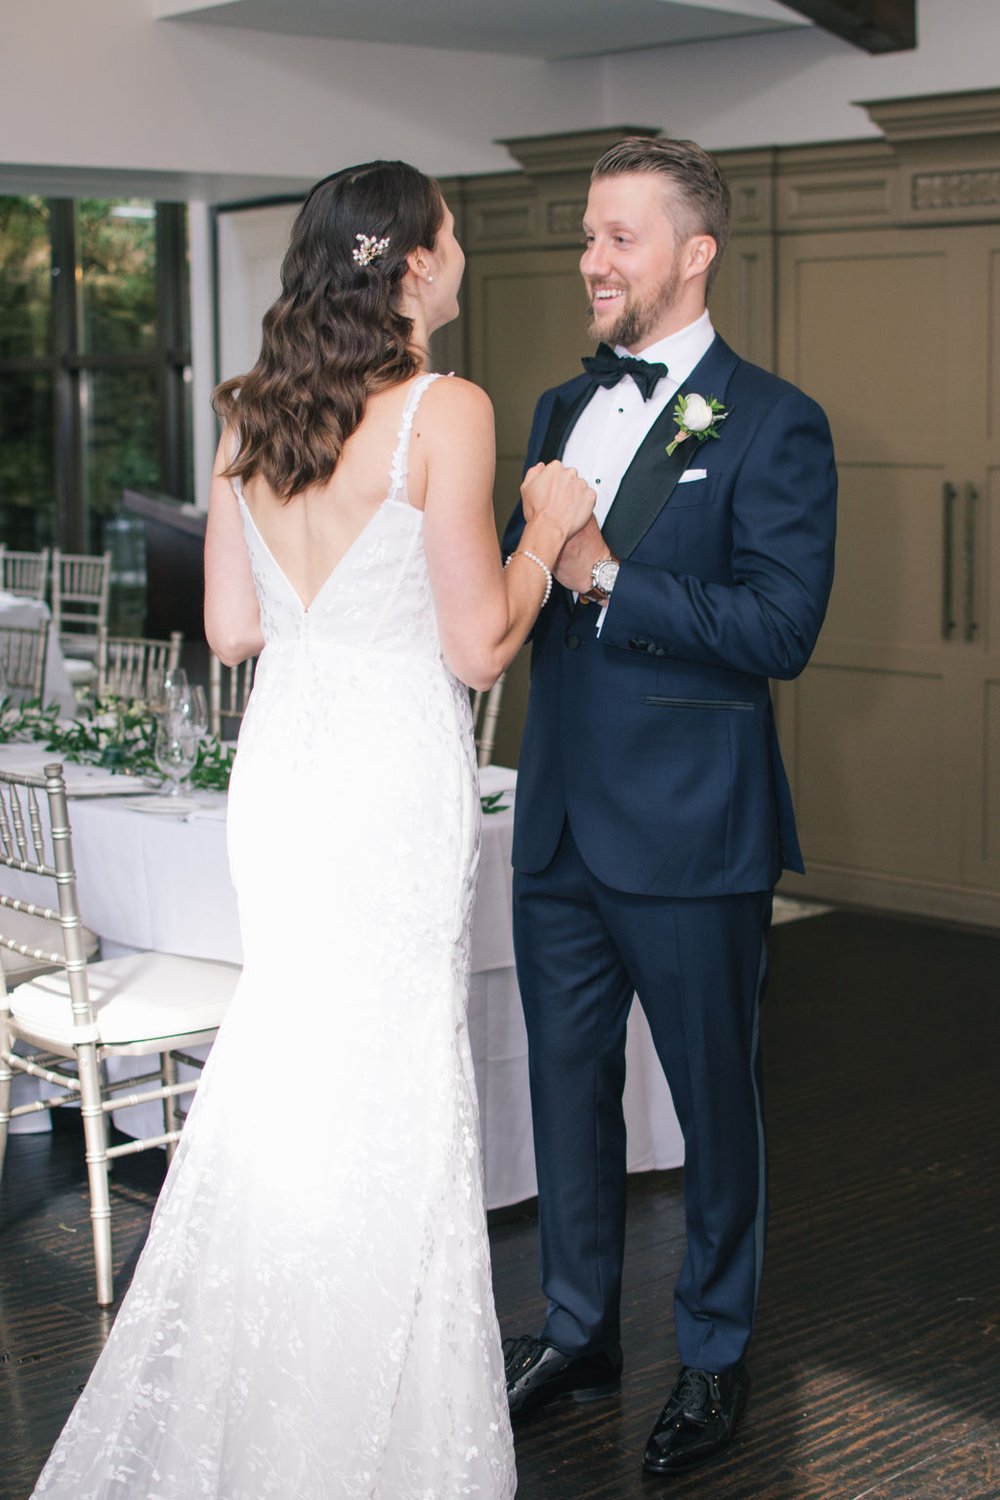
[
  {"xmin": 643, "ymin": 696, "xmax": 755, "ymax": 711},
  {"xmin": 667, "ymin": 475, "xmax": 720, "ymax": 510}
]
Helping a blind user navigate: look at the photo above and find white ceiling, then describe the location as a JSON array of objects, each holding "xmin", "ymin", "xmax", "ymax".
[{"xmin": 155, "ymin": 0, "xmax": 813, "ymax": 62}]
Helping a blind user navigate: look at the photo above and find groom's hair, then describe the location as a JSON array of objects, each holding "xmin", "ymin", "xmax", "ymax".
[{"xmin": 591, "ymin": 136, "xmax": 732, "ymax": 290}]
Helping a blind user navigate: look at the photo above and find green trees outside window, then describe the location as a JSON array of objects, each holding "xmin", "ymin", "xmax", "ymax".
[{"xmin": 0, "ymin": 197, "xmax": 191, "ymax": 631}]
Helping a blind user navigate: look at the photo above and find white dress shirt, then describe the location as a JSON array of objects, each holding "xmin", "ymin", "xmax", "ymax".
[
  {"xmin": 562, "ymin": 311, "xmax": 716, "ymax": 624},
  {"xmin": 563, "ymin": 310, "xmax": 717, "ymax": 528}
]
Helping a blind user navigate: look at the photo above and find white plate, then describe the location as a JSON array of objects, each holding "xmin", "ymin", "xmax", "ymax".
[{"xmin": 119, "ymin": 795, "xmax": 205, "ymax": 816}]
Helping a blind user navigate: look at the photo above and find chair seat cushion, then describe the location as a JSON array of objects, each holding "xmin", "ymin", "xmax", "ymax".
[
  {"xmin": 1, "ymin": 907, "xmax": 99, "ymax": 984},
  {"xmin": 63, "ymin": 657, "xmax": 98, "ymax": 686},
  {"xmin": 60, "ymin": 634, "xmax": 100, "ymax": 661},
  {"xmin": 9, "ymin": 951, "xmax": 240, "ymax": 1047}
]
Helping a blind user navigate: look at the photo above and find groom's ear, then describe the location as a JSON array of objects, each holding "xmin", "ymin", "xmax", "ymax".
[{"xmin": 683, "ymin": 234, "xmax": 717, "ymax": 283}]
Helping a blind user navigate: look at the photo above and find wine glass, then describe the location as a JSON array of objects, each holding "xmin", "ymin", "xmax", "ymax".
[
  {"xmin": 182, "ymin": 685, "xmax": 209, "ymax": 782},
  {"xmin": 153, "ymin": 711, "xmax": 198, "ymax": 796},
  {"xmin": 147, "ymin": 665, "xmax": 190, "ymax": 717},
  {"xmin": 186, "ymin": 684, "xmax": 209, "ymax": 741}
]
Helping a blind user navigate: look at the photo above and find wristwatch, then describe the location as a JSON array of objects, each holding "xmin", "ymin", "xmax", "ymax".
[{"xmin": 583, "ymin": 555, "xmax": 620, "ymax": 604}]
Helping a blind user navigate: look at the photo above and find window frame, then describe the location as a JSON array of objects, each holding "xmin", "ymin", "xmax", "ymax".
[{"xmin": 0, "ymin": 196, "xmax": 192, "ymax": 552}]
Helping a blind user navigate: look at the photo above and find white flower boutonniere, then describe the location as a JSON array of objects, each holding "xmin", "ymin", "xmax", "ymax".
[{"xmin": 666, "ymin": 393, "xmax": 729, "ymax": 457}]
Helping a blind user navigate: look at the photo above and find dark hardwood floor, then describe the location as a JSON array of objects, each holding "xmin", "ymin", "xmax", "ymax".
[{"xmin": 3, "ymin": 910, "xmax": 999, "ymax": 1499}]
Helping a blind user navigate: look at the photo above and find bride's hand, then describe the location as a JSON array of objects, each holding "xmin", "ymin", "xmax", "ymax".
[{"xmin": 520, "ymin": 461, "xmax": 595, "ymax": 537}]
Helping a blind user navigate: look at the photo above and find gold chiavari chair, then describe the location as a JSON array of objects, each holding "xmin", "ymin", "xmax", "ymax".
[
  {"xmin": 0, "ymin": 622, "xmax": 49, "ymax": 703},
  {"xmin": 0, "ymin": 545, "xmax": 50, "ymax": 601},
  {"xmin": 208, "ymin": 652, "xmax": 256, "ymax": 741},
  {"xmin": 51, "ymin": 549, "xmax": 111, "ymax": 691},
  {"xmin": 0, "ymin": 764, "xmax": 241, "ymax": 1304},
  {"xmin": 96, "ymin": 629, "xmax": 184, "ymax": 700}
]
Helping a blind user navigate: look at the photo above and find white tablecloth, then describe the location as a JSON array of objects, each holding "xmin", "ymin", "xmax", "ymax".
[
  {"xmin": 0, "ymin": 592, "xmax": 76, "ymax": 715},
  {"xmin": 3, "ymin": 750, "xmax": 684, "ymax": 1206}
]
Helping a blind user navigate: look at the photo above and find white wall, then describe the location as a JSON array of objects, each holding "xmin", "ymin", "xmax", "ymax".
[
  {"xmin": 2, "ymin": 0, "xmax": 999, "ymax": 197},
  {"xmin": 7, "ymin": 0, "xmax": 999, "ymax": 506},
  {"xmin": 0, "ymin": 0, "xmax": 598, "ymax": 195},
  {"xmin": 601, "ymin": 0, "xmax": 1000, "ymax": 152}
]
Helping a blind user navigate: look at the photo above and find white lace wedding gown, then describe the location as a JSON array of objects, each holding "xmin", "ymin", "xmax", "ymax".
[{"xmin": 31, "ymin": 374, "xmax": 517, "ymax": 1500}]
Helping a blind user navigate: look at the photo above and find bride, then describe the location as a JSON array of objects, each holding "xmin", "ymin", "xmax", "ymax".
[{"xmin": 30, "ymin": 160, "xmax": 594, "ymax": 1499}]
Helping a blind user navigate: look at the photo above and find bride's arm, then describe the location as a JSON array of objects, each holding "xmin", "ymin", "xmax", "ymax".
[
  {"xmin": 204, "ymin": 431, "xmax": 265, "ymax": 666},
  {"xmin": 417, "ymin": 378, "xmax": 594, "ymax": 691}
]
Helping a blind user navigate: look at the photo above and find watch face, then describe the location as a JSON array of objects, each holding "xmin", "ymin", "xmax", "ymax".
[{"xmin": 594, "ymin": 560, "xmax": 620, "ymax": 594}]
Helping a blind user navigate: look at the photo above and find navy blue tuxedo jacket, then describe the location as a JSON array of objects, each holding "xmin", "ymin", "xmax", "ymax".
[{"xmin": 502, "ymin": 334, "xmax": 837, "ymax": 898}]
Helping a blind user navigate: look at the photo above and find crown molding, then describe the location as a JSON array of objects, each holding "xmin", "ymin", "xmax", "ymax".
[
  {"xmin": 859, "ymin": 88, "xmax": 1000, "ymax": 148},
  {"xmin": 450, "ymin": 94, "xmax": 1000, "ymax": 249},
  {"xmin": 498, "ymin": 127, "xmax": 660, "ymax": 180}
]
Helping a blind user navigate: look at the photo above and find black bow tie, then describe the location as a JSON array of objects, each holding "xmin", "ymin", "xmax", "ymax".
[{"xmin": 581, "ymin": 343, "xmax": 668, "ymax": 401}]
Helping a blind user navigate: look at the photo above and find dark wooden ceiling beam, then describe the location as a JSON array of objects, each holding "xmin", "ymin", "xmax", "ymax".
[{"xmin": 778, "ymin": 0, "xmax": 916, "ymax": 54}]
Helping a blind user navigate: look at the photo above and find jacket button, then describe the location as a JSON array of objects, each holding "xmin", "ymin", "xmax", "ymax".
[
  {"xmin": 646, "ymin": 643, "xmax": 658, "ymax": 654},
  {"xmin": 628, "ymin": 638, "xmax": 646, "ymax": 651},
  {"xmin": 566, "ymin": 633, "xmax": 581, "ymax": 650}
]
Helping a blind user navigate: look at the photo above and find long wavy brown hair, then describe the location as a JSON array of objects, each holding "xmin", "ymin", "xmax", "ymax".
[{"xmin": 213, "ymin": 160, "xmax": 445, "ymax": 499}]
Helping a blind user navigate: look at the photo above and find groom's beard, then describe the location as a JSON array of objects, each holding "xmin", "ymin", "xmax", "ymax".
[{"xmin": 586, "ymin": 264, "xmax": 682, "ymax": 350}]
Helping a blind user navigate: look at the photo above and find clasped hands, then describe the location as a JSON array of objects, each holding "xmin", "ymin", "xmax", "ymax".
[{"xmin": 520, "ymin": 461, "xmax": 609, "ymax": 595}]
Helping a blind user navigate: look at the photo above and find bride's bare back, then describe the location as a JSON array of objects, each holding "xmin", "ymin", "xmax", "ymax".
[
  {"xmin": 206, "ymin": 370, "xmax": 594, "ymax": 688},
  {"xmin": 239, "ymin": 378, "xmax": 431, "ymax": 612}
]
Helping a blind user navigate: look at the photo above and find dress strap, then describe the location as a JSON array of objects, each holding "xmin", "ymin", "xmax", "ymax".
[{"xmin": 388, "ymin": 372, "xmax": 443, "ymax": 504}]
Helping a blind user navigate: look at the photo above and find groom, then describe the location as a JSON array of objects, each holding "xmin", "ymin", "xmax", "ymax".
[{"xmin": 501, "ymin": 136, "xmax": 836, "ymax": 1475}]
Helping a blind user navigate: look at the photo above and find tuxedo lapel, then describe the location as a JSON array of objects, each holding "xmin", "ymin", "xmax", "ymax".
[
  {"xmin": 533, "ymin": 381, "xmax": 596, "ymax": 614},
  {"xmin": 601, "ymin": 336, "xmax": 740, "ymax": 560},
  {"xmin": 538, "ymin": 382, "xmax": 594, "ymax": 463},
  {"xmin": 602, "ymin": 405, "xmax": 701, "ymax": 559}
]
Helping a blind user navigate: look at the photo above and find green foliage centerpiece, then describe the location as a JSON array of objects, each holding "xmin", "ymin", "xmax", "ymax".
[{"xmin": 0, "ymin": 694, "xmax": 235, "ymax": 792}]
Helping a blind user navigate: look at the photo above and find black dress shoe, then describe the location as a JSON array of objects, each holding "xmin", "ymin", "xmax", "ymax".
[
  {"xmin": 503, "ymin": 1334, "xmax": 623, "ymax": 1420},
  {"xmin": 642, "ymin": 1363, "xmax": 749, "ymax": 1474}
]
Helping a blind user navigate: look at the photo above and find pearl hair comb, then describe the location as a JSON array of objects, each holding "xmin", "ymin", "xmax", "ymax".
[{"xmin": 352, "ymin": 233, "xmax": 390, "ymax": 267}]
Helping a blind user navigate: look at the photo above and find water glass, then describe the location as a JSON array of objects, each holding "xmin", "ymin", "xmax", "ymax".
[
  {"xmin": 147, "ymin": 666, "xmax": 190, "ymax": 717},
  {"xmin": 186, "ymin": 684, "xmax": 209, "ymax": 740},
  {"xmin": 154, "ymin": 711, "xmax": 198, "ymax": 795}
]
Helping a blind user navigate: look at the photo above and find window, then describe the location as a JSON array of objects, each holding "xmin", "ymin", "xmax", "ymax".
[{"xmin": 0, "ymin": 197, "xmax": 192, "ymax": 631}]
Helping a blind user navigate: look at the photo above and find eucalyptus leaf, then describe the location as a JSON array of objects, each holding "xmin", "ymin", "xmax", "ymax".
[{"xmin": 479, "ymin": 791, "xmax": 510, "ymax": 815}]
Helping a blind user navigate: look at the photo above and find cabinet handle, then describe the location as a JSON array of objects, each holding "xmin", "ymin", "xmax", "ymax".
[
  {"xmin": 942, "ymin": 482, "xmax": 957, "ymax": 640},
  {"xmin": 964, "ymin": 482, "xmax": 979, "ymax": 642}
]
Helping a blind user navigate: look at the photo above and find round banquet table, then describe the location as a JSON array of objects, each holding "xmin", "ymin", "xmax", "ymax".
[{"xmin": 3, "ymin": 751, "xmax": 684, "ymax": 1207}]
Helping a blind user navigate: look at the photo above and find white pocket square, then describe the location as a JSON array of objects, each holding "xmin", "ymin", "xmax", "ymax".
[{"xmin": 677, "ymin": 468, "xmax": 708, "ymax": 484}]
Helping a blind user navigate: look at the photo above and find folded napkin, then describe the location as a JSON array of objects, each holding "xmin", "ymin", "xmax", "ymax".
[{"xmin": 0, "ymin": 744, "xmax": 140, "ymax": 797}]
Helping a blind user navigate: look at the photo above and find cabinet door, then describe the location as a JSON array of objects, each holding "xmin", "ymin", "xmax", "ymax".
[
  {"xmin": 466, "ymin": 247, "xmax": 588, "ymax": 529},
  {"xmin": 958, "ymin": 230, "xmax": 1000, "ymax": 894},
  {"xmin": 464, "ymin": 247, "xmax": 589, "ymax": 767},
  {"xmin": 775, "ymin": 227, "xmax": 981, "ymax": 904}
]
